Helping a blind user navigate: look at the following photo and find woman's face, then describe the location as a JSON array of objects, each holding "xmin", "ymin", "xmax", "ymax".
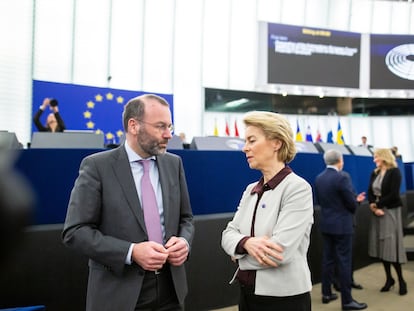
[
  {"xmin": 373, "ymin": 154, "xmax": 383, "ymax": 168},
  {"xmin": 243, "ymin": 125, "xmax": 279, "ymax": 170}
]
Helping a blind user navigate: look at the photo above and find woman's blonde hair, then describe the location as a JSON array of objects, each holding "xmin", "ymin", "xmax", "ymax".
[
  {"xmin": 243, "ymin": 111, "xmax": 296, "ymax": 163},
  {"xmin": 374, "ymin": 148, "xmax": 397, "ymax": 173}
]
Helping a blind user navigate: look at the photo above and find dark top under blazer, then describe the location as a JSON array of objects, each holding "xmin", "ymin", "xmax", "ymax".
[
  {"xmin": 367, "ymin": 167, "xmax": 402, "ymax": 209},
  {"xmin": 315, "ymin": 168, "xmax": 358, "ymax": 235},
  {"xmin": 62, "ymin": 145, "xmax": 194, "ymax": 311}
]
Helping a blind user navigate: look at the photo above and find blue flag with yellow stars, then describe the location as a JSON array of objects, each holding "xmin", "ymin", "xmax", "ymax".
[{"xmin": 32, "ymin": 80, "xmax": 174, "ymax": 145}]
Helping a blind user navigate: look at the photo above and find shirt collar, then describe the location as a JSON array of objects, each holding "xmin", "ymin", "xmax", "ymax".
[
  {"xmin": 251, "ymin": 166, "xmax": 292, "ymax": 195},
  {"xmin": 124, "ymin": 140, "xmax": 156, "ymax": 163},
  {"xmin": 327, "ymin": 165, "xmax": 339, "ymax": 171}
]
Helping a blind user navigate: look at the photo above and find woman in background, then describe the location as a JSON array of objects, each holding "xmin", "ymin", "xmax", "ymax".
[
  {"xmin": 221, "ymin": 111, "xmax": 313, "ymax": 311},
  {"xmin": 367, "ymin": 148, "xmax": 407, "ymax": 295}
]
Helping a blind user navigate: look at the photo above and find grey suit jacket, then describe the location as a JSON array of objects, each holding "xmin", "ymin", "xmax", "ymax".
[{"xmin": 62, "ymin": 145, "xmax": 194, "ymax": 311}]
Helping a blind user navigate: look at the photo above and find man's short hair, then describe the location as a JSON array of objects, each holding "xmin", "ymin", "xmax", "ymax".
[{"xmin": 323, "ymin": 149, "xmax": 342, "ymax": 165}]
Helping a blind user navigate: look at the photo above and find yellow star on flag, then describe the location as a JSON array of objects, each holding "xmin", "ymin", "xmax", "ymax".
[
  {"xmin": 95, "ymin": 94, "xmax": 103, "ymax": 102},
  {"xmin": 106, "ymin": 93, "xmax": 114, "ymax": 100},
  {"xmin": 83, "ymin": 111, "xmax": 92, "ymax": 119},
  {"xmin": 86, "ymin": 101, "xmax": 95, "ymax": 109},
  {"xmin": 86, "ymin": 121, "xmax": 95, "ymax": 129}
]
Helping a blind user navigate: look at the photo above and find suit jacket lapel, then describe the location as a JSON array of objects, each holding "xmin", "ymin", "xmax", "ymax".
[{"xmin": 112, "ymin": 146, "xmax": 147, "ymax": 232}]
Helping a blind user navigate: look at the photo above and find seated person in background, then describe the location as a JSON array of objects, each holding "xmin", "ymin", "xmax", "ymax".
[
  {"xmin": 358, "ymin": 136, "xmax": 372, "ymax": 148},
  {"xmin": 391, "ymin": 146, "xmax": 402, "ymax": 161},
  {"xmin": 178, "ymin": 132, "xmax": 190, "ymax": 149},
  {"xmin": 33, "ymin": 98, "xmax": 66, "ymax": 132},
  {"xmin": 178, "ymin": 132, "xmax": 186, "ymax": 143}
]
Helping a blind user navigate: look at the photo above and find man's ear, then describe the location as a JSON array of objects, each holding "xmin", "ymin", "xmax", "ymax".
[{"xmin": 127, "ymin": 118, "xmax": 139, "ymax": 135}]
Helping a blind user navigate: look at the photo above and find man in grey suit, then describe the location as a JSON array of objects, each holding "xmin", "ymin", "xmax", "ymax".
[{"xmin": 62, "ymin": 94, "xmax": 194, "ymax": 311}]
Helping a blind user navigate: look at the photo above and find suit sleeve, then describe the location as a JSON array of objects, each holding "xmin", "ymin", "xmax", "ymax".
[
  {"xmin": 33, "ymin": 109, "xmax": 47, "ymax": 132},
  {"xmin": 54, "ymin": 112, "xmax": 66, "ymax": 132},
  {"xmin": 176, "ymin": 157, "xmax": 195, "ymax": 249},
  {"xmin": 270, "ymin": 179, "xmax": 313, "ymax": 265},
  {"xmin": 62, "ymin": 155, "xmax": 131, "ymax": 277},
  {"xmin": 338, "ymin": 173, "xmax": 358, "ymax": 214}
]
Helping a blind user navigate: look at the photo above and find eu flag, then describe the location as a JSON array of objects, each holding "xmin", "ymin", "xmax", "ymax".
[{"xmin": 32, "ymin": 80, "xmax": 173, "ymax": 145}]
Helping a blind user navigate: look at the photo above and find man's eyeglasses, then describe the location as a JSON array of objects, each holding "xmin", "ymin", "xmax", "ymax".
[{"xmin": 136, "ymin": 119, "xmax": 174, "ymax": 133}]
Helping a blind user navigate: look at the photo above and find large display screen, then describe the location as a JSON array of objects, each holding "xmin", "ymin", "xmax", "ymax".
[
  {"xmin": 267, "ymin": 23, "xmax": 361, "ymax": 88},
  {"xmin": 370, "ymin": 34, "xmax": 414, "ymax": 89}
]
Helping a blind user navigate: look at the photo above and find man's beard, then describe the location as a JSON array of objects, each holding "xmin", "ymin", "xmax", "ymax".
[{"xmin": 137, "ymin": 129, "xmax": 167, "ymax": 156}]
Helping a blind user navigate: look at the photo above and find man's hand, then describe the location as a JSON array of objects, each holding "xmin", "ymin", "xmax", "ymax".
[
  {"xmin": 165, "ymin": 236, "xmax": 189, "ymax": 266},
  {"xmin": 131, "ymin": 241, "xmax": 168, "ymax": 271},
  {"xmin": 244, "ymin": 236, "xmax": 284, "ymax": 267},
  {"xmin": 356, "ymin": 192, "xmax": 366, "ymax": 202}
]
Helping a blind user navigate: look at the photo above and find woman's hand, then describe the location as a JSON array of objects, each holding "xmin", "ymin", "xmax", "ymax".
[
  {"xmin": 370, "ymin": 203, "xmax": 384, "ymax": 216},
  {"xmin": 41, "ymin": 98, "xmax": 50, "ymax": 110},
  {"xmin": 244, "ymin": 236, "xmax": 284, "ymax": 267}
]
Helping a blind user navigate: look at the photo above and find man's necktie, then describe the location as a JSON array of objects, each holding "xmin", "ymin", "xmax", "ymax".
[{"xmin": 139, "ymin": 159, "xmax": 163, "ymax": 244}]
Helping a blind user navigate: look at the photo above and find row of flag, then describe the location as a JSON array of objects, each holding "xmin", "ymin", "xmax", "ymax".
[
  {"xmin": 296, "ymin": 120, "xmax": 345, "ymax": 144},
  {"xmin": 214, "ymin": 119, "xmax": 239, "ymax": 137},
  {"xmin": 212, "ymin": 117, "xmax": 346, "ymax": 146}
]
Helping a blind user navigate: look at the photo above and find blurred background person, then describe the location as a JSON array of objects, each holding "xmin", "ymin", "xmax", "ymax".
[
  {"xmin": 333, "ymin": 171, "xmax": 365, "ymax": 293},
  {"xmin": 178, "ymin": 132, "xmax": 190, "ymax": 149},
  {"xmin": 314, "ymin": 149, "xmax": 367, "ymax": 310},
  {"xmin": 33, "ymin": 97, "xmax": 66, "ymax": 132},
  {"xmin": 367, "ymin": 148, "xmax": 407, "ymax": 296},
  {"xmin": 358, "ymin": 136, "xmax": 373, "ymax": 148},
  {"xmin": 221, "ymin": 111, "xmax": 313, "ymax": 311},
  {"xmin": 0, "ymin": 147, "xmax": 34, "ymax": 266},
  {"xmin": 391, "ymin": 146, "xmax": 402, "ymax": 161},
  {"xmin": 178, "ymin": 132, "xmax": 186, "ymax": 143}
]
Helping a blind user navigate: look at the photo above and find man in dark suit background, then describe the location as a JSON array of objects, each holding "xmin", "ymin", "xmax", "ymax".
[
  {"xmin": 358, "ymin": 136, "xmax": 373, "ymax": 149},
  {"xmin": 333, "ymin": 170, "xmax": 364, "ymax": 292},
  {"xmin": 314, "ymin": 149, "xmax": 367, "ymax": 310},
  {"xmin": 62, "ymin": 94, "xmax": 194, "ymax": 311}
]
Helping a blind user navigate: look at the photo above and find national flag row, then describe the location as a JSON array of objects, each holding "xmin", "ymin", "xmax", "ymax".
[
  {"xmin": 213, "ymin": 119, "xmax": 240, "ymax": 137},
  {"xmin": 213, "ymin": 118, "xmax": 346, "ymax": 145},
  {"xmin": 295, "ymin": 120, "xmax": 345, "ymax": 144}
]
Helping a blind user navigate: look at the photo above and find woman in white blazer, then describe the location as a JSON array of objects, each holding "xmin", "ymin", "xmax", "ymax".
[{"xmin": 221, "ymin": 111, "xmax": 314, "ymax": 311}]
